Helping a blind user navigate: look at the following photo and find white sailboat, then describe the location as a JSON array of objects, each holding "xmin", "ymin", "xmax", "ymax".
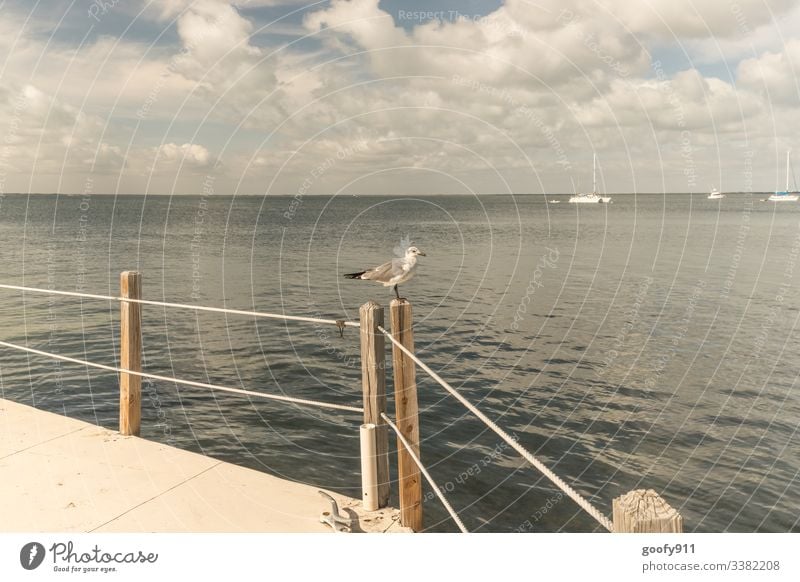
[
  {"xmin": 708, "ymin": 187, "xmax": 724, "ymax": 199},
  {"xmin": 569, "ymin": 154, "xmax": 611, "ymax": 204},
  {"xmin": 768, "ymin": 149, "xmax": 799, "ymax": 202}
]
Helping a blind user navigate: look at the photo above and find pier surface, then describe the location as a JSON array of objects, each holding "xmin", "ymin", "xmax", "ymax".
[{"xmin": 0, "ymin": 399, "xmax": 404, "ymax": 533}]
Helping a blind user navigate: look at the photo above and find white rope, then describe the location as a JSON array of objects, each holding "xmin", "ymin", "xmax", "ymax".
[
  {"xmin": 378, "ymin": 326, "xmax": 614, "ymax": 532},
  {"xmin": 0, "ymin": 283, "xmax": 359, "ymax": 328},
  {"xmin": 0, "ymin": 284, "xmax": 118, "ymax": 303},
  {"xmin": 0, "ymin": 340, "xmax": 362, "ymax": 414},
  {"xmin": 381, "ymin": 412, "xmax": 469, "ymax": 533}
]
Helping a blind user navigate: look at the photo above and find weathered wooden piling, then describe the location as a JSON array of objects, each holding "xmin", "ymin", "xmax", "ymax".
[
  {"xmin": 613, "ymin": 489, "xmax": 683, "ymax": 532},
  {"xmin": 119, "ymin": 271, "xmax": 142, "ymax": 436},
  {"xmin": 359, "ymin": 301, "xmax": 390, "ymax": 508},
  {"xmin": 389, "ymin": 298, "xmax": 423, "ymax": 531}
]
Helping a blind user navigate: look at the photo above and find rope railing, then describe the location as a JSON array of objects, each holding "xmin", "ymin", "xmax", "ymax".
[
  {"xmin": 0, "ymin": 339, "xmax": 362, "ymax": 414},
  {"xmin": 381, "ymin": 412, "xmax": 468, "ymax": 533},
  {"xmin": 1, "ymin": 278, "xmax": 680, "ymax": 533},
  {"xmin": 377, "ymin": 324, "xmax": 615, "ymax": 532},
  {"xmin": 0, "ymin": 283, "xmax": 359, "ymax": 328}
]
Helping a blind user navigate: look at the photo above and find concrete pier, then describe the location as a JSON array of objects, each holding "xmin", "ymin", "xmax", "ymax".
[{"xmin": 0, "ymin": 398, "xmax": 405, "ymax": 533}]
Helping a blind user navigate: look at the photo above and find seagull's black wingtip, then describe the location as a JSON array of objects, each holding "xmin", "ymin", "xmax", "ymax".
[{"xmin": 343, "ymin": 271, "xmax": 366, "ymax": 279}]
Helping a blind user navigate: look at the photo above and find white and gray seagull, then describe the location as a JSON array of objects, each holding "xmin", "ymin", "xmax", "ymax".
[{"xmin": 344, "ymin": 246, "xmax": 426, "ymax": 299}]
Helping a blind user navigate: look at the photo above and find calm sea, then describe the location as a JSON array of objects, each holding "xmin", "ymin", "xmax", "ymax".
[{"xmin": 1, "ymin": 192, "xmax": 798, "ymax": 532}]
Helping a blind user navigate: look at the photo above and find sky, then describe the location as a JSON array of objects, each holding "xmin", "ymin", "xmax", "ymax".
[{"xmin": 1, "ymin": 0, "xmax": 799, "ymax": 195}]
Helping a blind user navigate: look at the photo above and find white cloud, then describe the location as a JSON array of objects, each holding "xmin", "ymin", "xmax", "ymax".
[
  {"xmin": 1, "ymin": 0, "xmax": 800, "ymax": 194},
  {"xmin": 304, "ymin": 0, "xmax": 650, "ymax": 87},
  {"xmin": 0, "ymin": 83, "xmax": 115, "ymax": 174},
  {"xmin": 680, "ymin": 5, "xmax": 800, "ymax": 67},
  {"xmin": 738, "ymin": 39, "xmax": 800, "ymax": 106},
  {"xmin": 176, "ymin": 0, "xmax": 261, "ymax": 70},
  {"xmin": 156, "ymin": 142, "xmax": 214, "ymax": 168},
  {"xmin": 602, "ymin": 0, "xmax": 797, "ymax": 39},
  {"xmin": 572, "ymin": 69, "xmax": 763, "ymax": 138}
]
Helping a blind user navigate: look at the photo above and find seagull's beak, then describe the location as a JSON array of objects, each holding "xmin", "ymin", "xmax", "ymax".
[{"xmin": 418, "ymin": 250, "xmax": 426, "ymax": 256}]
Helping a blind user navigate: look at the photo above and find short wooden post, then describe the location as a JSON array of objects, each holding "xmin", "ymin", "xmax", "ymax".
[
  {"xmin": 119, "ymin": 271, "xmax": 142, "ymax": 436},
  {"xmin": 389, "ymin": 298, "xmax": 423, "ymax": 531},
  {"xmin": 359, "ymin": 301, "xmax": 390, "ymax": 508},
  {"xmin": 613, "ymin": 489, "xmax": 683, "ymax": 532}
]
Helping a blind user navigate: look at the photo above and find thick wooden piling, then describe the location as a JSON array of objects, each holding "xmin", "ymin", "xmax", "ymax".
[
  {"xmin": 359, "ymin": 301, "xmax": 390, "ymax": 508},
  {"xmin": 119, "ymin": 271, "xmax": 142, "ymax": 436},
  {"xmin": 389, "ymin": 298, "xmax": 423, "ymax": 531},
  {"xmin": 613, "ymin": 489, "xmax": 683, "ymax": 533}
]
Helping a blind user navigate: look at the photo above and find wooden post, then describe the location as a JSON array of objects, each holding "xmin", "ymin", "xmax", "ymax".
[
  {"xmin": 119, "ymin": 271, "xmax": 142, "ymax": 436},
  {"xmin": 359, "ymin": 301, "xmax": 390, "ymax": 508},
  {"xmin": 389, "ymin": 298, "xmax": 423, "ymax": 531},
  {"xmin": 613, "ymin": 489, "xmax": 683, "ymax": 532}
]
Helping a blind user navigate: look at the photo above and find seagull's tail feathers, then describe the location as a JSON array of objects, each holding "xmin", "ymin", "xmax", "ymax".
[{"xmin": 343, "ymin": 271, "xmax": 367, "ymax": 279}]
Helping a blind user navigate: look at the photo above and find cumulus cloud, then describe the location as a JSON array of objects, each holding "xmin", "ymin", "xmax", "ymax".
[
  {"xmin": 573, "ymin": 68, "xmax": 762, "ymax": 133},
  {"xmin": 304, "ymin": 0, "xmax": 649, "ymax": 88},
  {"xmin": 738, "ymin": 39, "xmax": 800, "ymax": 106},
  {"xmin": 175, "ymin": 0, "xmax": 261, "ymax": 74},
  {"xmin": 607, "ymin": 0, "xmax": 797, "ymax": 39},
  {"xmin": 1, "ymin": 0, "xmax": 800, "ymax": 194},
  {"xmin": 156, "ymin": 142, "xmax": 214, "ymax": 168},
  {"xmin": 0, "ymin": 83, "xmax": 119, "ymax": 176},
  {"xmin": 288, "ymin": 0, "xmax": 800, "ymax": 192}
]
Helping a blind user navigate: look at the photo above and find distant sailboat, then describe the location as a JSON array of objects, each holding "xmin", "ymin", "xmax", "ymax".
[
  {"xmin": 768, "ymin": 149, "xmax": 799, "ymax": 202},
  {"xmin": 707, "ymin": 187, "xmax": 724, "ymax": 200},
  {"xmin": 569, "ymin": 154, "xmax": 611, "ymax": 204}
]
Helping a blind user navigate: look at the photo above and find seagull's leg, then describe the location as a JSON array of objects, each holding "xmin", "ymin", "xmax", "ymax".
[{"xmin": 394, "ymin": 285, "xmax": 400, "ymax": 300}]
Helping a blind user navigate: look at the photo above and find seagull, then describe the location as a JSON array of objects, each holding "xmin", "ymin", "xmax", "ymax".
[{"xmin": 344, "ymin": 246, "xmax": 426, "ymax": 299}]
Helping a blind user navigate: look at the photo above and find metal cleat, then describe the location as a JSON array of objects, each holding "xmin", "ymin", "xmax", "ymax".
[{"xmin": 318, "ymin": 490, "xmax": 353, "ymax": 533}]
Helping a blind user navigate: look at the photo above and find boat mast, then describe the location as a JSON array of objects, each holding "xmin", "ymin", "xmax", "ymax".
[
  {"xmin": 592, "ymin": 153, "xmax": 597, "ymax": 194},
  {"xmin": 787, "ymin": 149, "xmax": 792, "ymax": 192}
]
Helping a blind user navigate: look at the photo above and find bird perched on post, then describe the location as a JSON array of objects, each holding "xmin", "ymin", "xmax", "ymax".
[{"xmin": 343, "ymin": 245, "xmax": 426, "ymax": 299}]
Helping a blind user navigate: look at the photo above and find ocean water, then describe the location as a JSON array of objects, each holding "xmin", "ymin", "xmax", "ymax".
[{"xmin": 0, "ymin": 192, "xmax": 798, "ymax": 533}]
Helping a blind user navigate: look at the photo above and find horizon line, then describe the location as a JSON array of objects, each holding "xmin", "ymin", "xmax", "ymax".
[{"xmin": 1, "ymin": 191, "xmax": 773, "ymax": 197}]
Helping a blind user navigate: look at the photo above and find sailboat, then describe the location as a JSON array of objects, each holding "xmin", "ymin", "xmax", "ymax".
[
  {"xmin": 569, "ymin": 154, "xmax": 612, "ymax": 204},
  {"xmin": 768, "ymin": 149, "xmax": 799, "ymax": 202},
  {"xmin": 707, "ymin": 187, "xmax": 724, "ymax": 199}
]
